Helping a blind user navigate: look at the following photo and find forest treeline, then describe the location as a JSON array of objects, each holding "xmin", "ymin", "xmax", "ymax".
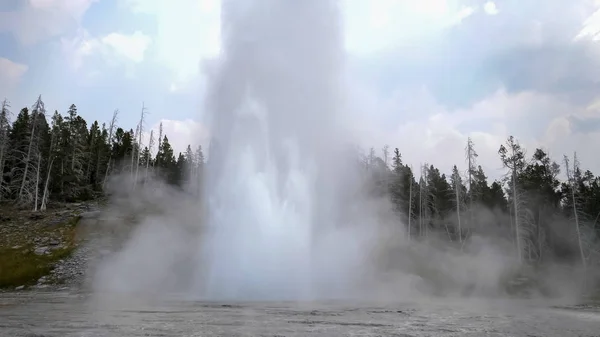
[
  {"xmin": 363, "ymin": 139, "xmax": 599, "ymax": 269},
  {"xmin": 0, "ymin": 96, "xmax": 204, "ymax": 210},
  {"xmin": 1, "ymin": 96, "xmax": 599, "ymax": 269}
]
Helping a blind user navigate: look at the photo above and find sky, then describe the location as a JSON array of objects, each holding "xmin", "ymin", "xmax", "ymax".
[{"xmin": 1, "ymin": 0, "xmax": 600, "ymax": 181}]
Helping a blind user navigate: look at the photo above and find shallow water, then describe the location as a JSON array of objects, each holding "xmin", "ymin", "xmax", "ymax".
[{"xmin": 0, "ymin": 292, "xmax": 599, "ymax": 336}]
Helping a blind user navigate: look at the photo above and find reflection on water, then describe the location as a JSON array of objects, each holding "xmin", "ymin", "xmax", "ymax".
[{"xmin": 0, "ymin": 291, "xmax": 599, "ymax": 336}]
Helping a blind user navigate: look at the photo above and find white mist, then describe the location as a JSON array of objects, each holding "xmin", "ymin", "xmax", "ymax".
[{"xmin": 194, "ymin": 0, "xmax": 372, "ymax": 300}]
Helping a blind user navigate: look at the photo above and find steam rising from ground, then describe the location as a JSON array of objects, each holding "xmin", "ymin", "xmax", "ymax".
[{"xmin": 91, "ymin": 1, "xmax": 590, "ymax": 303}]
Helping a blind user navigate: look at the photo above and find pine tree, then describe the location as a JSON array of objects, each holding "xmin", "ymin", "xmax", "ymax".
[
  {"xmin": 61, "ymin": 104, "xmax": 89, "ymax": 201},
  {"xmin": 450, "ymin": 165, "xmax": 466, "ymax": 244},
  {"xmin": 40, "ymin": 112, "xmax": 61, "ymax": 211},
  {"xmin": 499, "ymin": 136, "xmax": 527, "ymax": 262},
  {"xmin": 194, "ymin": 145, "xmax": 204, "ymax": 197},
  {"xmin": 185, "ymin": 145, "xmax": 195, "ymax": 184}
]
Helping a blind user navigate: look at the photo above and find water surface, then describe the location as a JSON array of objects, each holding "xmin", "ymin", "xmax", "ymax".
[{"xmin": 1, "ymin": 292, "xmax": 599, "ymax": 336}]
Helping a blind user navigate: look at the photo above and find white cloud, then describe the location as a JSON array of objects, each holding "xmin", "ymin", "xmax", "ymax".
[
  {"xmin": 61, "ymin": 29, "xmax": 152, "ymax": 73},
  {"xmin": 120, "ymin": 0, "xmax": 221, "ymax": 85},
  {"xmin": 0, "ymin": 0, "xmax": 97, "ymax": 45},
  {"xmin": 0, "ymin": 57, "xmax": 28, "ymax": 93},
  {"xmin": 101, "ymin": 31, "xmax": 152, "ymax": 63},
  {"xmin": 542, "ymin": 115, "xmax": 600, "ymax": 177},
  {"xmin": 577, "ymin": 6, "xmax": 600, "ymax": 41},
  {"xmin": 342, "ymin": 0, "xmax": 475, "ymax": 55},
  {"xmin": 483, "ymin": 1, "xmax": 499, "ymax": 15},
  {"xmin": 117, "ymin": 0, "xmax": 478, "ymax": 88},
  {"xmin": 347, "ymin": 83, "xmax": 600, "ymax": 181},
  {"xmin": 455, "ymin": 6, "xmax": 475, "ymax": 23},
  {"xmin": 339, "ymin": 0, "xmax": 600, "ymax": 180},
  {"xmin": 61, "ymin": 28, "xmax": 98, "ymax": 70},
  {"xmin": 29, "ymin": 0, "xmax": 93, "ymax": 15},
  {"xmin": 144, "ymin": 119, "xmax": 210, "ymax": 156}
]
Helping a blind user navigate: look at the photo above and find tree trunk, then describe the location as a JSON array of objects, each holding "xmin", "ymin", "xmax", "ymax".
[
  {"xmin": 570, "ymin": 179, "xmax": 586, "ymax": 269},
  {"xmin": 537, "ymin": 208, "xmax": 543, "ymax": 263},
  {"xmin": 18, "ymin": 114, "xmax": 38, "ymax": 201},
  {"xmin": 455, "ymin": 177, "xmax": 462, "ymax": 245},
  {"xmin": 103, "ymin": 157, "xmax": 112, "ymax": 190},
  {"xmin": 407, "ymin": 176, "xmax": 412, "ymax": 241},
  {"xmin": 512, "ymin": 168, "xmax": 522, "ymax": 262},
  {"xmin": 33, "ymin": 153, "xmax": 41, "ymax": 211},
  {"xmin": 41, "ymin": 157, "xmax": 55, "ymax": 211}
]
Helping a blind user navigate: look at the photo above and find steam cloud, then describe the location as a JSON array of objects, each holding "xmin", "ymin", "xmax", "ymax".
[
  {"xmin": 193, "ymin": 0, "xmax": 395, "ymax": 300},
  {"xmin": 90, "ymin": 0, "xmax": 591, "ymax": 304}
]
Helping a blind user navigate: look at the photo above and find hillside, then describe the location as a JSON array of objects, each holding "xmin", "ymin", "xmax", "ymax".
[{"xmin": 0, "ymin": 201, "xmax": 102, "ymax": 290}]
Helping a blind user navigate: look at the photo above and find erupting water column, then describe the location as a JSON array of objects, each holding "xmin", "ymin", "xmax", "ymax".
[{"xmin": 196, "ymin": 0, "xmax": 364, "ymax": 300}]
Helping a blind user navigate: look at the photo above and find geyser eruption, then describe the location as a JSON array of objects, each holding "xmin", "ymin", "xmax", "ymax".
[
  {"xmin": 195, "ymin": 0, "xmax": 375, "ymax": 300},
  {"xmin": 89, "ymin": 0, "xmax": 594, "ymax": 305},
  {"xmin": 96, "ymin": 0, "xmax": 580, "ymax": 304}
]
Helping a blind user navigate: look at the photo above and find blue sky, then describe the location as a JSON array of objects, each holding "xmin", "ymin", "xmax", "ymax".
[{"xmin": 1, "ymin": 0, "xmax": 600, "ymax": 180}]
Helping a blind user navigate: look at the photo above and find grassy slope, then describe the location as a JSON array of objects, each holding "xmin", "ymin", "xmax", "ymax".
[{"xmin": 0, "ymin": 205, "xmax": 82, "ymax": 289}]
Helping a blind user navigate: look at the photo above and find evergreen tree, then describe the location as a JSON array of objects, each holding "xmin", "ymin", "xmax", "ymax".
[{"xmin": 450, "ymin": 165, "xmax": 467, "ymax": 243}]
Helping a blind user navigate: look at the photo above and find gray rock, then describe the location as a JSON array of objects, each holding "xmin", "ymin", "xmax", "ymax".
[
  {"xmin": 34, "ymin": 246, "xmax": 50, "ymax": 255},
  {"xmin": 15, "ymin": 285, "xmax": 24, "ymax": 290},
  {"xmin": 47, "ymin": 216, "xmax": 71, "ymax": 227},
  {"xmin": 80, "ymin": 210, "xmax": 101, "ymax": 219}
]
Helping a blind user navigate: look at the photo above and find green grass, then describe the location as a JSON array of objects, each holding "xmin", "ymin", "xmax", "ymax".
[{"xmin": 0, "ymin": 216, "xmax": 80, "ymax": 289}]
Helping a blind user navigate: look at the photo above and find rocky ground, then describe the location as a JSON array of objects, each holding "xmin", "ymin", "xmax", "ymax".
[
  {"xmin": 41, "ymin": 229, "xmax": 95, "ymax": 290},
  {"xmin": 0, "ymin": 201, "xmax": 104, "ymax": 291}
]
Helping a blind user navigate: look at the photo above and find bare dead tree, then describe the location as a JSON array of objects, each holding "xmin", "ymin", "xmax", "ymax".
[
  {"xmin": 465, "ymin": 137, "xmax": 478, "ymax": 227},
  {"xmin": 382, "ymin": 144, "xmax": 389, "ymax": 168},
  {"xmin": 40, "ymin": 123, "xmax": 59, "ymax": 211},
  {"xmin": 0, "ymin": 99, "xmax": 12, "ymax": 200},
  {"xmin": 33, "ymin": 153, "xmax": 42, "ymax": 211},
  {"xmin": 134, "ymin": 102, "xmax": 148, "ymax": 187},
  {"xmin": 102, "ymin": 109, "xmax": 119, "ymax": 190},
  {"xmin": 145, "ymin": 129, "xmax": 155, "ymax": 180},
  {"xmin": 17, "ymin": 96, "xmax": 45, "ymax": 206},
  {"xmin": 564, "ymin": 153, "xmax": 586, "ymax": 270}
]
